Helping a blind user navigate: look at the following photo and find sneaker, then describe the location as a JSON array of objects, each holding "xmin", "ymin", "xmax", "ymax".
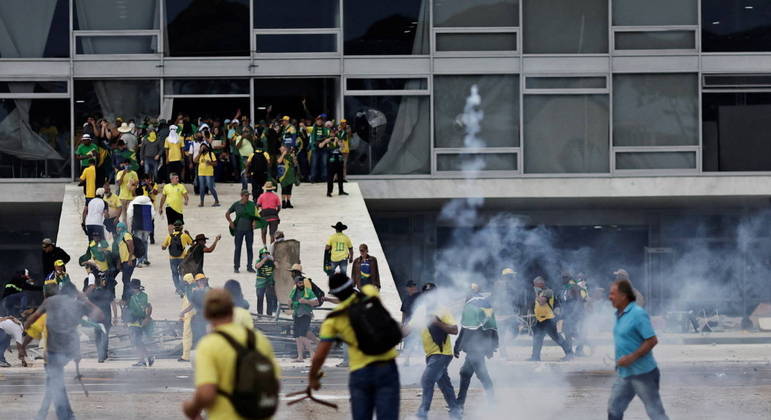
[
  {"xmin": 560, "ymin": 354, "xmax": 574, "ymax": 362},
  {"xmin": 246, "ymin": 267, "xmax": 256, "ymax": 273},
  {"xmin": 0, "ymin": 360, "xmax": 11, "ymax": 367},
  {"xmin": 336, "ymin": 361, "xmax": 349, "ymax": 368},
  {"xmin": 326, "ymin": 193, "xmax": 332, "ymax": 197},
  {"xmin": 212, "ymin": 202, "xmax": 221, "ymax": 207},
  {"xmin": 198, "ymin": 203, "xmax": 204, "ymax": 207},
  {"xmin": 285, "ymin": 202, "xmax": 294, "ymax": 208},
  {"xmin": 132, "ymin": 360, "xmax": 147, "ymax": 367},
  {"xmin": 177, "ymin": 358, "xmax": 190, "ymax": 363},
  {"xmin": 98, "ymin": 359, "xmax": 105, "ymax": 363},
  {"xmin": 234, "ymin": 268, "xmax": 240, "ymax": 273},
  {"xmin": 339, "ymin": 192, "xmax": 349, "ymax": 196},
  {"xmin": 525, "ymin": 357, "xmax": 540, "ymax": 362}
]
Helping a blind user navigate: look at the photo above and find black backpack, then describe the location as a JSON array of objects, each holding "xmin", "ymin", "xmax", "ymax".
[
  {"xmin": 168, "ymin": 232, "xmax": 184, "ymax": 258},
  {"xmin": 128, "ymin": 234, "xmax": 146, "ymax": 260},
  {"xmin": 216, "ymin": 328, "xmax": 280, "ymax": 420},
  {"xmin": 335, "ymin": 293, "xmax": 402, "ymax": 355}
]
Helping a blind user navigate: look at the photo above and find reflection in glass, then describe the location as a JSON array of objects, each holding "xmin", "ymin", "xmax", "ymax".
[
  {"xmin": 76, "ymin": 36, "xmax": 158, "ymax": 55},
  {"xmin": 523, "ymin": 0, "xmax": 608, "ymax": 54},
  {"xmin": 702, "ymin": 0, "xmax": 771, "ymax": 52},
  {"xmin": 434, "ymin": 75, "xmax": 519, "ymax": 148},
  {"xmin": 434, "ymin": 0, "xmax": 518, "ymax": 27},
  {"xmin": 616, "ymin": 152, "xmax": 695, "ymax": 170},
  {"xmin": 253, "ymin": 78, "xmax": 337, "ymax": 122},
  {"xmin": 613, "ymin": 74, "xmax": 698, "ymax": 146},
  {"xmin": 165, "ymin": 0, "xmax": 249, "ymax": 56},
  {"xmin": 75, "ymin": 80, "xmax": 160, "ymax": 123},
  {"xmin": 254, "ymin": 0, "xmax": 338, "ymax": 28},
  {"xmin": 74, "ymin": 0, "xmax": 160, "ymax": 30},
  {"xmin": 613, "ymin": 0, "xmax": 697, "ymax": 26},
  {"xmin": 614, "ymin": 31, "xmax": 695, "ymax": 50},
  {"xmin": 436, "ymin": 33, "xmax": 517, "ymax": 52},
  {"xmin": 437, "ymin": 153, "xmax": 517, "ymax": 171},
  {"xmin": 0, "ymin": 82, "xmax": 67, "ymax": 94},
  {"xmin": 165, "ymin": 79, "xmax": 250, "ymax": 95},
  {"xmin": 344, "ymin": 95, "xmax": 430, "ymax": 175},
  {"xmin": 703, "ymin": 92, "xmax": 771, "ymax": 171},
  {"xmin": 526, "ymin": 77, "xmax": 606, "ymax": 89},
  {"xmin": 524, "ymin": 94, "xmax": 609, "ymax": 173},
  {"xmin": 0, "ymin": 0, "xmax": 69, "ymax": 58},
  {"xmin": 0, "ymin": 98, "xmax": 70, "ymax": 178},
  {"xmin": 347, "ymin": 78, "xmax": 428, "ymax": 91},
  {"xmin": 256, "ymin": 34, "xmax": 337, "ymax": 53},
  {"xmin": 344, "ymin": 1, "xmax": 429, "ymax": 55}
]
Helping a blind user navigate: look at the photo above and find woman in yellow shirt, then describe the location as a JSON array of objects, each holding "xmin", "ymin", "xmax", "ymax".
[{"xmin": 194, "ymin": 143, "xmax": 220, "ymax": 207}]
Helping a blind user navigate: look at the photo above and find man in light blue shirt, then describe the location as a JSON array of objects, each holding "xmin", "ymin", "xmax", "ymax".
[{"xmin": 608, "ymin": 279, "xmax": 669, "ymax": 420}]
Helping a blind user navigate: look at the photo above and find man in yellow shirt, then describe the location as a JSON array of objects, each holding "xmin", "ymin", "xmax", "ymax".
[
  {"xmin": 116, "ymin": 159, "xmax": 138, "ymax": 223},
  {"xmin": 79, "ymin": 161, "xmax": 97, "ymax": 204},
  {"xmin": 529, "ymin": 276, "xmax": 573, "ymax": 362},
  {"xmin": 183, "ymin": 288, "xmax": 279, "ymax": 420},
  {"xmin": 412, "ymin": 283, "xmax": 461, "ymax": 419},
  {"xmin": 102, "ymin": 184, "xmax": 122, "ymax": 238},
  {"xmin": 325, "ymin": 221, "xmax": 353, "ymax": 274},
  {"xmin": 159, "ymin": 172, "xmax": 189, "ymax": 234},
  {"xmin": 309, "ymin": 273, "xmax": 399, "ymax": 420},
  {"xmin": 162, "ymin": 220, "xmax": 193, "ymax": 295},
  {"xmin": 164, "ymin": 125, "xmax": 184, "ymax": 182}
]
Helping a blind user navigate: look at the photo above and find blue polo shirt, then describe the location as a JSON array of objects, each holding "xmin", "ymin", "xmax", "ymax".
[{"xmin": 613, "ymin": 302, "xmax": 658, "ymax": 378}]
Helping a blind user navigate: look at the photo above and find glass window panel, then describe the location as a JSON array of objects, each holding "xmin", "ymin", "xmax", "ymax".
[
  {"xmin": 434, "ymin": 75, "xmax": 519, "ymax": 148},
  {"xmin": 76, "ymin": 36, "xmax": 158, "ymax": 54},
  {"xmin": 616, "ymin": 152, "xmax": 696, "ymax": 170},
  {"xmin": 526, "ymin": 77, "xmax": 606, "ymax": 89},
  {"xmin": 434, "ymin": 0, "xmax": 519, "ymax": 27},
  {"xmin": 347, "ymin": 78, "xmax": 428, "ymax": 90},
  {"xmin": 254, "ymin": 0, "xmax": 338, "ymax": 28},
  {"xmin": 253, "ymin": 78, "xmax": 337, "ymax": 121},
  {"xmin": 436, "ymin": 33, "xmax": 517, "ymax": 52},
  {"xmin": 613, "ymin": 74, "xmax": 698, "ymax": 146},
  {"xmin": 437, "ymin": 153, "xmax": 517, "ymax": 171},
  {"xmin": 256, "ymin": 34, "xmax": 337, "ymax": 53},
  {"xmin": 344, "ymin": 0, "xmax": 429, "ymax": 55},
  {"xmin": 74, "ymin": 79, "xmax": 160, "ymax": 124},
  {"xmin": 615, "ymin": 31, "xmax": 695, "ymax": 50},
  {"xmin": 703, "ymin": 92, "xmax": 771, "ymax": 171},
  {"xmin": 0, "ymin": 0, "xmax": 69, "ymax": 58},
  {"xmin": 523, "ymin": 0, "xmax": 608, "ymax": 54},
  {"xmin": 165, "ymin": 79, "xmax": 250, "ymax": 95},
  {"xmin": 74, "ymin": 0, "xmax": 159, "ymax": 30},
  {"xmin": 165, "ymin": 0, "xmax": 250, "ymax": 57},
  {"xmin": 523, "ymin": 94, "xmax": 609, "ymax": 173},
  {"xmin": 613, "ymin": 0, "xmax": 697, "ymax": 26},
  {"xmin": 0, "ymin": 82, "xmax": 67, "ymax": 94},
  {"xmin": 344, "ymin": 95, "xmax": 430, "ymax": 175},
  {"xmin": 704, "ymin": 75, "xmax": 771, "ymax": 87},
  {"xmin": 0, "ymin": 98, "xmax": 70, "ymax": 178},
  {"xmin": 702, "ymin": 0, "xmax": 771, "ymax": 52}
]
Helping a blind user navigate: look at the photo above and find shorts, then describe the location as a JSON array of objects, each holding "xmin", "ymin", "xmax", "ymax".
[
  {"xmin": 85, "ymin": 197, "xmax": 93, "ymax": 205},
  {"xmin": 104, "ymin": 217, "xmax": 118, "ymax": 234},
  {"xmin": 166, "ymin": 207, "xmax": 184, "ymax": 226},
  {"xmin": 262, "ymin": 219, "xmax": 279, "ymax": 236},
  {"xmin": 281, "ymin": 184, "xmax": 293, "ymax": 195},
  {"xmin": 293, "ymin": 315, "xmax": 311, "ymax": 338}
]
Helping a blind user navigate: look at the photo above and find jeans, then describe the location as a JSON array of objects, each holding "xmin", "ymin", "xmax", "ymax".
[
  {"xmin": 256, "ymin": 284, "xmax": 277, "ymax": 315},
  {"xmin": 457, "ymin": 352, "xmax": 494, "ymax": 408},
  {"xmin": 143, "ymin": 159, "xmax": 159, "ymax": 181},
  {"xmin": 608, "ymin": 368, "xmax": 669, "ymax": 420},
  {"xmin": 251, "ymin": 173, "xmax": 267, "ymax": 202},
  {"xmin": 327, "ymin": 160, "xmax": 344, "ymax": 195},
  {"xmin": 531, "ymin": 318, "xmax": 572, "ymax": 360},
  {"xmin": 120, "ymin": 261, "xmax": 136, "ymax": 302},
  {"xmin": 95, "ymin": 322, "xmax": 111, "ymax": 361},
  {"xmin": 169, "ymin": 258, "xmax": 183, "ymax": 293},
  {"xmin": 418, "ymin": 355, "xmax": 460, "ymax": 419},
  {"xmin": 37, "ymin": 352, "xmax": 74, "ymax": 420},
  {"xmin": 331, "ymin": 259, "xmax": 348, "ymax": 275},
  {"xmin": 197, "ymin": 175, "xmax": 219, "ymax": 203},
  {"xmin": 133, "ymin": 230, "xmax": 150, "ymax": 264},
  {"xmin": 0, "ymin": 330, "xmax": 10, "ymax": 362},
  {"xmin": 310, "ymin": 148, "xmax": 328, "ymax": 182},
  {"xmin": 349, "ymin": 360, "xmax": 400, "ymax": 420},
  {"xmin": 234, "ymin": 229, "xmax": 254, "ymax": 270}
]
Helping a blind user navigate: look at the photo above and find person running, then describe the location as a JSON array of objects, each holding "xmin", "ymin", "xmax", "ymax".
[
  {"xmin": 277, "ymin": 145, "xmax": 299, "ymax": 208},
  {"xmin": 254, "ymin": 247, "xmax": 277, "ymax": 316},
  {"xmin": 113, "ymin": 222, "xmax": 135, "ymax": 303},
  {"xmin": 162, "ymin": 220, "xmax": 193, "ymax": 295},
  {"xmin": 326, "ymin": 222, "xmax": 353, "ymax": 274},
  {"xmin": 289, "ymin": 270, "xmax": 319, "ymax": 362},
  {"xmin": 126, "ymin": 279, "xmax": 154, "ymax": 367},
  {"xmin": 86, "ymin": 272, "xmax": 115, "ymax": 363},
  {"xmin": 226, "ymin": 190, "xmax": 259, "ymax": 273},
  {"xmin": 127, "ymin": 186, "xmax": 155, "ymax": 267},
  {"xmin": 309, "ymin": 273, "xmax": 400, "ymax": 420},
  {"xmin": 608, "ymin": 279, "xmax": 669, "ymax": 420},
  {"xmin": 182, "ymin": 288, "xmax": 279, "ymax": 420},
  {"xmin": 528, "ymin": 276, "xmax": 573, "ymax": 362},
  {"xmin": 159, "ymin": 172, "xmax": 189, "ymax": 234},
  {"xmin": 195, "ymin": 143, "xmax": 220, "ymax": 207},
  {"xmin": 455, "ymin": 283, "xmax": 497, "ymax": 411},
  {"xmin": 256, "ymin": 182, "xmax": 280, "ymax": 246}
]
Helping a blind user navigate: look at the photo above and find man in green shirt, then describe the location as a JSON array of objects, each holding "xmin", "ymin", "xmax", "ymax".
[
  {"xmin": 74, "ymin": 134, "xmax": 98, "ymax": 174},
  {"xmin": 254, "ymin": 247, "xmax": 276, "ymax": 316},
  {"xmin": 309, "ymin": 116, "xmax": 329, "ymax": 182},
  {"xmin": 225, "ymin": 190, "xmax": 258, "ymax": 273}
]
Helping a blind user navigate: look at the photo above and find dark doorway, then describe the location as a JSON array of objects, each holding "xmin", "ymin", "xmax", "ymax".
[
  {"xmin": 252, "ymin": 78, "xmax": 337, "ymax": 122},
  {"xmin": 170, "ymin": 97, "xmax": 250, "ymax": 122}
]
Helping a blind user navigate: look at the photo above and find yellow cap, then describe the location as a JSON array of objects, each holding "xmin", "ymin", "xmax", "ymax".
[
  {"xmin": 194, "ymin": 273, "xmax": 207, "ymax": 281},
  {"xmin": 340, "ymin": 119, "xmax": 347, "ymax": 123},
  {"xmin": 54, "ymin": 260, "xmax": 65, "ymax": 267},
  {"xmin": 502, "ymin": 268, "xmax": 515, "ymax": 276},
  {"xmin": 183, "ymin": 273, "xmax": 195, "ymax": 284},
  {"xmin": 282, "ymin": 116, "xmax": 290, "ymax": 121}
]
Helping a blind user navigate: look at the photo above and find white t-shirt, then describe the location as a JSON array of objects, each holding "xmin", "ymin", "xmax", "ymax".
[
  {"xmin": 86, "ymin": 273, "xmax": 96, "ymax": 288},
  {"xmin": 0, "ymin": 319, "xmax": 23, "ymax": 344},
  {"xmin": 85, "ymin": 197, "xmax": 106, "ymax": 226}
]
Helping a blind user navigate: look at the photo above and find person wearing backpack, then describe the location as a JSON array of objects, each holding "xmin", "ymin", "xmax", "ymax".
[
  {"xmin": 127, "ymin": 186, "xmax": 155, "ymax": 267},
  {"xmin": 127, "ymin": 279, "xmax": 154, "ymax": 367},
  {"xmin": 183, "ymin": 288, "xmax": 279, "ymax": 420},
  {"xmin": 309, "ymin": 273, "xmax": 401, "ymax": 420},
  {"xmin": 288, "ymin": 271, "xmax": 320, "ymax": 363},
  {"xmin": 112, "ymin": 222, "xmax": 136, "ymax": 303},
  {"xmin": 528, "ymin": 276, "xmax": 573, "ymax": 362},
  {"xmin": 162, "ymin": 220, "xmax": 193, "ymax": 295}
]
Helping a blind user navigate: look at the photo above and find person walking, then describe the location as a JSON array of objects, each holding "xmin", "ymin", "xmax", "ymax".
[
  {"xmin": 326, "ymin": 222, "xmax": 353, "ymax": 274},
  {"xmin": 455, "ymin": 284, "xmax": 497, "ymax": 411},
  {"xmin": 86, "ymin": 273, "xmax": 115, "ymax": 363},
  {"xmin": 254, "ymin": 247, "xmax": 277, "ymax": 316},
  {"xmin": 289, "ymin": 270, "xmax": 319, "ymax": 362},
  {"xmin": 161, "ymin": 220, "xmax": 193, "ymax": 295},
  {"xmin": 102, "ymin": 183, "xmax": 122, "ymax": 238},
  {"xmin": 159, "ymin": 172, "xmax": 189, "ymax": 234},
  {"xmin": 195, "ymin": 143, "xmax": 220, "ymax": 207},
  {"xmin": 126, "ymin": 279, "xmax": 154, "ymax": 367},
  {"xmin": 607, "ymin": 279, "xmax": 669, "ymax": 420},
  {"xmin": 140, "ymin": 125, "xmax": 163, "ymax": 181},
  {"xmin": 256, "ymin": 182, "xmax": 281, "ymax": 246},
  {"xmin": 309, "ymin": 273, "xmax": 400, "ymax": 420},
  {"xmin": 164, "ymin": 125, "xmax": 184, "ymax": 182},
  {"xmin": 116, "ymin": 159, "xmax": 139, "ymax": 223},
  {"xmin": 83, "ymin": 188, "xmax": 107, "ymax": 241},
  {"xmin": 351, "ymin": 244, "xmax": 380, "ymax": 289},
  {"xmin": 182, "ymin": 288, "xmax": 279, "ymax": 420},
  {"xmin": 277, "ymin": 145, "xmax": 298, "ymax": 208},
  {"xmin": 320, "ymin": 130, "xmax": 347, "ymax": 197},
  {"xmin": 528, "ymin": 276, "xmax": 573, "ymax": 362},
  {"xmin": 226, "ymin": 190, "xmax": 259, "ymax": 273},
  {"xmin": 309, "ymin": 115, "xmax": 329, "ymax": 182},
  {"xmin": 178, "ymin": 273, "xmax": 196, "ymax": 362},
  {"xmin": 127, "ymin": 187, "xmax": 155, "ymax": 267}
]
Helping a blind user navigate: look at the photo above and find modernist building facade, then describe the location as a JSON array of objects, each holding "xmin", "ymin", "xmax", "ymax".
[{"xmin": 2, "ymin": 0, "xmax": 771, "ymax": 316}]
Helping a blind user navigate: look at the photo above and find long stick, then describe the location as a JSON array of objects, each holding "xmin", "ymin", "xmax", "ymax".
[{"xmin": 74, "ymin": 360, "xmax": 89, "ymax": 397}]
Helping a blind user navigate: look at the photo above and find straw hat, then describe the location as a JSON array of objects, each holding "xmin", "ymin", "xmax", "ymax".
[
  {"xmin": 117, "ymin": 122, "xmax": 131, "ymax": 133},
  {"xmin": 263, "ymin": 181, "xmax": 276, "ymax": 191}
]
